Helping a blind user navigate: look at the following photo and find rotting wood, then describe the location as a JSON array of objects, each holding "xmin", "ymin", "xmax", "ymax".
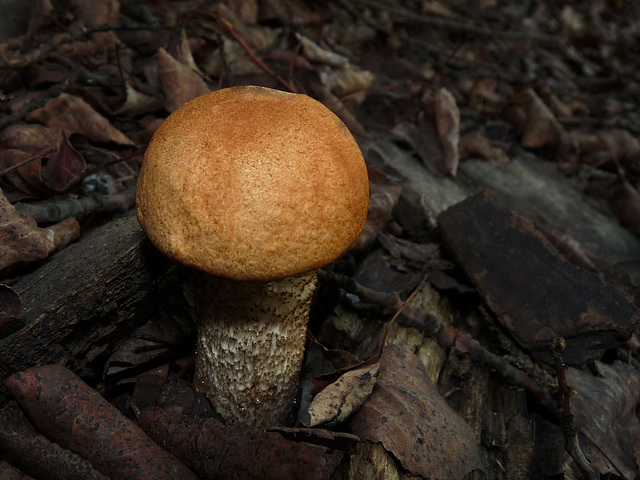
[
  {"xmin": 0, "ymin": 213, "xmax": 174, "ymax": 405},
  {"xmin": 437, "ymin": 192, "xmax": 640, "ymax": 365}
]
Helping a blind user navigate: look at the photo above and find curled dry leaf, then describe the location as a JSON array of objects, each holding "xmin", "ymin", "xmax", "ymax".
[
  {"xmin": 304, "ymin": 360, "xmax": 380, "ymax": 428},
  {"xmin": 5, "ymin": 364, "xmax": 198, "ymax": 480},
  {"xmin": 0, "ymin": 188, "xmax": 80, "ymax": 275},
  {"xmin": 157, "ymin": 47, "xmax": 210, "ymax": 113},
  {"xmin": 350, "ymin": 166, "xmax": 402, "ymax": 252},
  {"xmin": 26, "ymin": 93, "xmax": 135, "ymax": 146},
  {"xmin": 608, "ymin": 179, "xmax": 640, "ymax": 236},
  {"xmin": 296, "ymin": 33, "xmax": 349, "ymax": 67},
  {"xmin": 319, "ymin": 64, "xmax": 374, "ymax": 97},
  {"xmin": 0, "ymin": 125, "xmax": 86, "ymax": 197},
  {"xmin": 506, "ymin": 88, "xmax": 562, "ymax": 149},
  {"xmin": 392, "ymin": 87, "xmax": 460, "ymax": 176},
  {"xmin": 434, "ymin": 87, "xmax": 460, "ymax": 176},
  {"xmin": 350, "ymin": 345, "xmax": 482, "ymax": 478},
  {"xmin": 460, "ymin": 128, "xmax": 509, "ymax": 163}
]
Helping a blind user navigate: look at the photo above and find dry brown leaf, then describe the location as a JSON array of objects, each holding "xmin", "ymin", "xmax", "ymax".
[
  {"xmin": 296, "ymin": 33, "xmax": 348, "ymax": 67},
  {"xmin": 350, "ymin": 344, "xmax": 482, "ymax": 479},
  {"xmin": 434, "ymin": 87, "xmax": 460, "ymax": 176},
  {"xmin": 513, "ymin": 88, "xmax": 562, "ymax": 149},
  {"xmin": 67, "ymin": 0, "xmax": 120, "ymax": 26},
  {"xmin": 157, "ymin": 48, "xmax": 210, "ymax": 113},
  {"xmin": 305, "ymin": 361, "xmax": 380, "ymax": 428},
  {"xmin": 319, "ymin": 64, "xmax": 374, "ymax": 97},
  {"xmin": 350, "ymin": 166, "xmax": 402, "ymax": 252},
  {"xmin": 26, "ymin": 93, "xmax": 135, "ymax": 146},
  {"xmin": 460, "ymin": 128, "xmax": 509, "ymax": 163},
  {"xmin": 0, "ymin": 126, "xmax": 86, "ymax": 196},
  {"xmin": 0, "ymin": 188, "xmax": 80, "ymax": 274}
]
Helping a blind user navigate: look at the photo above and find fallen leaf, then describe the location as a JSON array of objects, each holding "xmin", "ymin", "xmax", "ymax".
[
  {"xmin": 26, "ymin": 93, "xmax": 135, "ymax": 146},
  {"xmin": 434, "ymin": 87, "xmax": 460, "ymax": 176},
  {"xmin": 305, "ymin": 361, "xmax": 380, "ymax": 427},
  {"xmin": 350, "ymin": 344, "xmax": 482, "ymax": 479},
  {"xmin": 0, "ymin": 188, "xmax": 80, "ymax": 275},
  {"xmin": 157, "ymin": 47, "xmax": 210, "ymax": 112}
]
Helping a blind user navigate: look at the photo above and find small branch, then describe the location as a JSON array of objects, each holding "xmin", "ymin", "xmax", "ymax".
[
  {"xmin": 0, "ymin": 71, "xmax": 80, "ymax": 131},
  {"xmin": 13, "ymin": 189, "xmax": 136, "ymax": 225},
  {"xmin": 217, "ymin": 17, "xmax": 297, "ymax": 93},
  {"xmin": 550, "ymin": 338, "xmax": 600, "ymax": 480}
]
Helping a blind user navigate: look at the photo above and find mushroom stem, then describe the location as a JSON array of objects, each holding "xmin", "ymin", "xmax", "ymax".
[{"xmin": 194, "ymin": 271, "xmax": 317, "ymax": 428}]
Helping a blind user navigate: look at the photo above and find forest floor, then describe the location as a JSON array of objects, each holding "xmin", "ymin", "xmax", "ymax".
[{"xmin": 2, "ymin": 1, "xmax": 640, "ymax": 479}]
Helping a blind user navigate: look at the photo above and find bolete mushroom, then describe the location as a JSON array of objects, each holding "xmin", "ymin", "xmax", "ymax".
[{"xmin": 136, "ymin": 86, "xmax": 369, "ymax": 428}]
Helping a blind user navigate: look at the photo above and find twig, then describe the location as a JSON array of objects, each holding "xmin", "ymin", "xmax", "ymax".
[
  {"xmin": 0, "ymin": 148, "xmax": 57, "ymax": 176},
  {"xmin": 0, "ymin": 71, "xmax": 80, "ymax": 131},
  {"xmin": 352, "ymin": 0, "xmax": 563, "ymax": 48},
  {"xmin": 550, "ymin": 337, "xmax": 600, "ymax": 480},
  {"xmin": 216, "ymin": 17, "xmax": 297, "ymax": 93},
  {"xmin": 13, "ymin": 189, "xmax": 136, "ymax": 225}
]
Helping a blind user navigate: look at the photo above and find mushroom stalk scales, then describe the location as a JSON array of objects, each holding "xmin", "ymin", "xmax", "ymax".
[{"xmin": 195, "ymin": 272, "xmax": 317, "ymax": 428}]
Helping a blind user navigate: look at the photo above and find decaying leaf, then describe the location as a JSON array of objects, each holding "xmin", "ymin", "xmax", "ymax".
[
  {"xmin": 350, "ymin": 344, "xmax": 482, "ymax": 479},
  {"xmin": 26, "ymin": 93, "xmax": 135, "ymax": 146},
  {"xmin": 434, "ymin": 87, "xmax": 460, "ymax": 176},
  {"xmin": 157, "ymin": 47, "xmax": 210, "ymax": 113},
  {"xmin": 350, "ymin": 166, "xmax": 402, "ymax": 252},
  {"xmin": 305, "ymin": 360, "xmax": 380, "ymax": 427},
  {"xmin": 392, "ymin": 87, "xmax": 460, "ymax": 176},
  {"xmin": 0, "ymin": 188, "xmax": 80, "ymax": 274},
  {"xmin": 506, "ymin": 88, "xmax": 562, "ymax": 149},
  {"xmin": 0, "ymin": 125, "xmax": 86, "ymax": 197}
]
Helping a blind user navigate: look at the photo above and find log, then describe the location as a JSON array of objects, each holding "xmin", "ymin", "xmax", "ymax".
[{"xmin": 0, "ymin": 213, "xmax": 174, "ymax": 404}]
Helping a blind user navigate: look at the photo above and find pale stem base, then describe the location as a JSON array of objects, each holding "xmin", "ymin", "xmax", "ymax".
[{"xmin": 194, "ymin": 271, "xmax": 317, "ymax": 428}]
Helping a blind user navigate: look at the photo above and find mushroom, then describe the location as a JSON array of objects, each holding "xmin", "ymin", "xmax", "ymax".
[{"xmin": 136, "ymin": 86, "xmax": 369, "ymax": 428}]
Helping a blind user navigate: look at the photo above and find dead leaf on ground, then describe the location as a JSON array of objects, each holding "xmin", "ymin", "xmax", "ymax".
[
  {"xmin": 25, "ymin": 93, "xmax": 135, "ymax": 146},
  {"xmin": 350, "ymin": 344, "xmax": 482, "ymax": 479},
  {"xmin": 157, "ymin": 47, "xmax": 211, "ymax": 113},
  {"xmin": 460, "ymin": 128, "xmax": 509, "ymax": 163},
  {"xmin": 350, "ymin": 166, "xmax": 402, "ymax": 252},
  {"xmin": 0, "ymin": 188, "xmax": 80, "ymax": 275},
  {"xmin": 304, "ymin": 360, "xmax": 380, "ymax": 428},
  {"xmin": 392, "ymin": 87, "xmax": 460, "ymax": 176},
  {"xmin": 505, "ymin": 88, "xmax": 562, "ymax": 149}
]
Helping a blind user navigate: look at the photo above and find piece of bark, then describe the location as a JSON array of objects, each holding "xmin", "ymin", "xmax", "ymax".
[
  {"xmin": 0, "ymin": 213, "xmax": 174, "ymax": 405},
  {"xmin": 5, "ymin": 364, "xmax": 198, "ymax": 480},
  {"xmin": 460, "ymin": 154, "xmax": 640, "ymax": 284},
  {"xmin": 137, "ymin": 405, "xmax": 343, "ymax": 480},
  {"xmin": 437, "ymin": 192, "xmax": 640, "ymax": 365}
]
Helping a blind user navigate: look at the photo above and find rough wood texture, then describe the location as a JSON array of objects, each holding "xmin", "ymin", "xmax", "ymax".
[
  {"xmin": 0, "ymin": 214, "xmax": 173, "ymax": 405},
  {"xmin": 437, "ymin": 193, "xmax": 639, "ymax": 365}
]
